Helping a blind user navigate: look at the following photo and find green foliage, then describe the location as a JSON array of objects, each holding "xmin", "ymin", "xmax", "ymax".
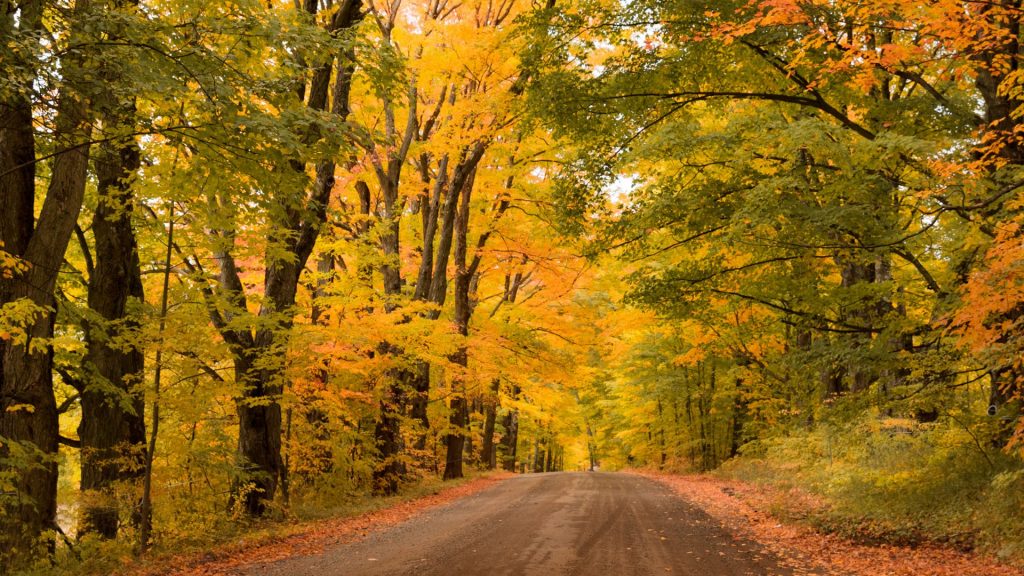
[
  {"xmin": 721, "ymin": 415, "xmax": 1024, "ymax": 553},
  {"xmin": 6, "ymin": 0, "xmax": 1024, "ymax": 569}
]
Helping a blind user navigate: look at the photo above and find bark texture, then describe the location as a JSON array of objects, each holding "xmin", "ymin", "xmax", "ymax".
[
  {"xmin": 79, "ymin": 128, "xmax": 147, "ymax": 538},
  {"xmin": 0, "ymin": 14, "xmax": 93, "ymax": 559}
]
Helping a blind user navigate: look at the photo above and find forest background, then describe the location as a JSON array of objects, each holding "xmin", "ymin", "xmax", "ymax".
[{"xmin": 3, "ymin": 0, "xmax": 1024, "ymax": 572}]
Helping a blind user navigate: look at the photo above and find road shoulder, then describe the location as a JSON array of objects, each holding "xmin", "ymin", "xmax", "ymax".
[
  {"xmin": 641, "ymin": 471, "xmax": 1024, "ymax": 576},
  {"xmin": 124, "ymin": 473, "xmax": 511, "ymax": 576}
]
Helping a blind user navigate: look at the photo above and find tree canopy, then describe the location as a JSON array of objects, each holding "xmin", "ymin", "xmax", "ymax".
[{"xmin": 2, "ymin": 0, "xmax": 1024, "ymax": 571}]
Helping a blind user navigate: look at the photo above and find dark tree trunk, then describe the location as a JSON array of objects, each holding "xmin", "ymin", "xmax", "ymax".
[
  {"xmin": 442, "ymin": 369, "xmax": 469, "ymax": 480},
  {"xmin": 821, "ymin": 356, "xmax": 847, "ymax": 398},
  {"xmin": 214, "ymin": 0, "xmax": 363, "ymax": 514},
  {"xmin": 373, "ymin": 380, "xmax": 407, "ymax": 494},
  {"xmin": 79, "ymin": 123, "xmax": 147, "ymax": 538},
  {"xmin": 532, "ymin": 437, "xmax": 542, "ymax": 472},
  {"xmin": 585, "ymin": 420, "xmax": 597, "ymax": 471},
  {"xmin": 372, "ymin": 181, "xmax": 409, "ymax": 493},
  {"xmin": 500, "ymin": 407, "xmax": 519, "ymax": 472},
  {"xmin": 491, "ymin": 268, "xmax": 528, "ymax": 473},
  {"xmin": 405, "ymin": 138, "xmax": 487, "ymax": 454},
  {"xmin": 729, "ymin": 383, "xmax": 746, "ymax": 459},
  {"xmin": 440, "ymin": 152, "xmax": 518, "ymax": 480},
  {"xmin": 442, "ymin": 161, "xmax": 479, "ymax": 481},
  {"xmin": 973, "ymin": 8, "xmax": 1023, "ymax": 432},
  {"xmin": 840, "ymin": 258, "xmax": 876, "ymax": 393},
  {"xmin": 656, "ymin": 398, "xmax": 666, "ymax": 469},
  {"xmin": 479, "ymin": 378, "xmax": 500, "ymax": 469},
  {"xmin": 302, "ymin": 252, "xmax": 337, "ymax": 476},
  {"xmin": 409, "ymin": 362, "xmax": 431, "ymax": 450},
  {"xmin": 0, "ymin": 314, "xmax": 61, "ymax": 561},
  {"xmin": 371, "ymin": 173, "xmax": 410, "ymax": 493},
  {"xmin": 233, "ymin": 352, "xmax": 285, "ymax": 515},
  {"xmin": 463, "ymin": 399, "xmax": 476, "ymax": 465},
  {"xmin": 0, "ymin": 6, "xmax": 92, "ymax": 557},
  {"xmin": 989, "ymin": 366, "xmax": 1021, "ymax": 444},
  {"xmin": 414, "ymin": 155, "xmax": 449, "ymax": 302}
]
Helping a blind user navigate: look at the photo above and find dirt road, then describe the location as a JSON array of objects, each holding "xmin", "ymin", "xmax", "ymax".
[{"xmin": 241, "ymin": 472, "xmax": 801, "ymax": 576}]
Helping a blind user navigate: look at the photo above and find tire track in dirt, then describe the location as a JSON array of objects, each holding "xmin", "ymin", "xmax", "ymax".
[{"xmin": 238, "ymin": 472, "xmax": 804, "ymax": 576}]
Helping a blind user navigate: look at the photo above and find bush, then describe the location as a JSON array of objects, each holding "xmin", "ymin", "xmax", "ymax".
[{"xmin": 721, "ymin": 413, "xmax": 1024, "ymax": 560}]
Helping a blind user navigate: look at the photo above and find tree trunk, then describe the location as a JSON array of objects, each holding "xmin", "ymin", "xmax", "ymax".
[
  {"xmin": 500, "ymin": 407, "xmax": 519, "ymax": 471},
  {"xmin": 840, "ymin": 258, "xmax": 876, "ymax": 393},
  {"xmin": 532, "ymin": 436, "xmax": 542, "ymax": 472},
  {"xmin": 442, "ymin": 374, "xmax": 468, "ymax": 480},
  {"xmin": 214, "ymin": 0, "xmax": 362, "ymax": 513},
  {"xmin": 232, "ymin": 353, "xmax": 285, "ymax": 515},
  {"xmin": 0, "ymin": 10, "xmax": 92, "ymax": 558},
  {"xmin": 584, "ymin": 419, "xmax": 597, "ymax": 471},
  {"xmin": 79, "ymin": 123, "xmax": 147, "ymax": 538},
  {"xmin": 303, "ymin": 252, "xmax": 336, "ymax": 476},
  {"xmin": 409, "ymin": 361, "xmax": 431, "ymax": 450},
  {"xmin": 373, "ymin": 370, "xmax": 407, "ymax": 495},
  {"xmin": 479, "ymin": 379, "xmax": 500, "ymax": 469},
  {"xmin": 729, "ymin": 382, "xmax": 746, "ymax": 459},
  {"xmin": 973, "ymin": 10, "xmax": 1023, "ymax": 433},
  {"xmin": 463, "ymin": 401, "xmax": 476, "ymax": 465},
  {"xmin": 656, "ymin": 398, "xmax": 667, "ymax": 469},
  {"xmin": 371, "ymin": 174, "xmax": 411, "ymax": 493},
  {"xmin": 441, "ymin": 161, "xmax": 478, "ymax": 481}
]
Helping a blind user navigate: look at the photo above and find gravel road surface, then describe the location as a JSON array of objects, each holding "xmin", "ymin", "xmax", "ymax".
[{"xmin": 241, "ymin": 472, "xmax": 799, "ymax": 576}]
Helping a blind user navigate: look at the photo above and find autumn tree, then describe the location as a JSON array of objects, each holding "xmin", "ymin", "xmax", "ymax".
[{"xmin": 1, "ymin": 0, "xmax": 117, "ymax": 561}]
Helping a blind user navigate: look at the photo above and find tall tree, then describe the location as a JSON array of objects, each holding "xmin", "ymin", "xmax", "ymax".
[
  {"xmin": 204, "ymin": 0, "xmax": 365, "ymax": 515},
  {"xmin": 0, "ymin": 0, "xmax": 101, "ymax": 561},
  {"xmin": 76, "ymin": 0, "xmax": 150, "ymax": 538}
]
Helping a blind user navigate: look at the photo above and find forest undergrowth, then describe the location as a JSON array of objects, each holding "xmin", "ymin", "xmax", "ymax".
[
  {"xmin": 714, "ymin": 420, "xmax": 1024, "ymax": 565},
  {"xmin": 25, "ymin": 472, "xmax": 504, "ymax": 576}
]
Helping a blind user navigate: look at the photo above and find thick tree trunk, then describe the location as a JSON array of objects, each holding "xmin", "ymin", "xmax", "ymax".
[
  {"xmin": 989, "ymin": 366, "xmax": 1021, "ymax": 444},
  {"xmin": 729, "ymin": 384, "xmax": 746, "ymax": 458},
  {"xmin": 442, "ymin": 372, "xmax": 468, "ymax": 480},
  {"xmin": 409, "ymin": 362, "xmax": 431, "ymax": 450},
  {"xmin": 973, "ymin": 11, "xmax": 1023, "ymax": 432},
  {"xmin": 0, "ymin": 4, "xmax": 94, "ymax": 555},
  {"xmin": 79, "ymin": 129, "xmax": 147, "ymax": 538},
  {"xmin": 233, "ymin": 354, "xmax": 285, "ymax": 515},
  {"xmin": 302, "ymin": 252, "xmax": 337, "ymax": 476},
  {"xmin": 441, "ymin": 164, "xmax": 477, "ymax": 481},
  {"xmin": 372, "ymin": 181, "xmax": 409, "ymax": 494},
  {"xmin": 401, "ymin": 156, "xmax": 455, "ymax": 454},
  {"xmin": 0, "ymin": 91, "xmax": 91, "ymax": 566},
  {"xmin": 373, "ymin": 367, "xmax": 407, "ymax": 494},
  {"xmin": 224, "ymin": 251, "xmax": 307, "ymax": 515},
  {"xmin": 841, "ymin": 258, "xmax": 876, "ymax": 393},
  {"xmin": 217, "ymin": 0, "xmax": 362, "ymax": 513},
  {"xmin": 0, "ymin": 315, "xmax": 61, "ymax": 557}
]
